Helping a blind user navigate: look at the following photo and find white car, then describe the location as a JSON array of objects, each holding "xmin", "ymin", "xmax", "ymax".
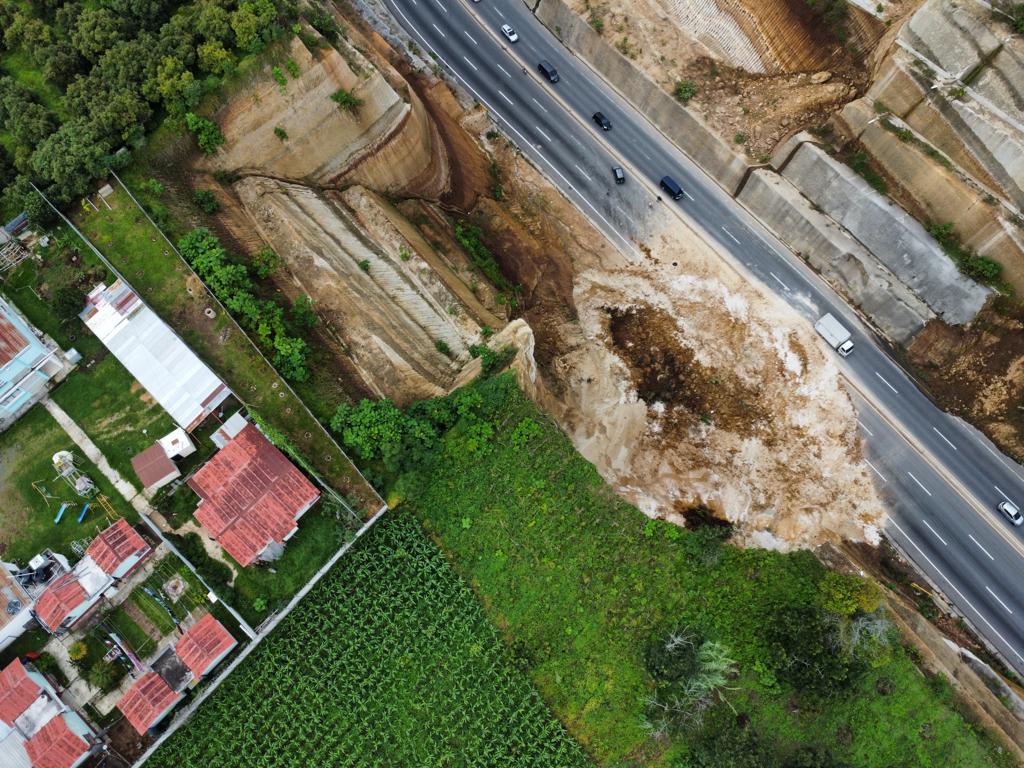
[
  {"xmin": 998, "ymin": 500, "xmax": 1023, "ymax": 526},
  {"xmin": 501, "ymin": 24, "xmax": 519, "ymax": 43}
]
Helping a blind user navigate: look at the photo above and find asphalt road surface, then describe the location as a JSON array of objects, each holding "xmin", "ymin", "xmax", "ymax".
[{"xmin": 385, "ymin": 0, "xmax": 1024, "ymax": 674}]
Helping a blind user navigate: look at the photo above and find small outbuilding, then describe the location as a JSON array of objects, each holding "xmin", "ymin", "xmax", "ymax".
[
  {"xmin": 130, "ymin": 444, "xmax": 180, "ymax": 493},
  {"xmin": 83, "ymin": 518, "xmax": 151, "ymax": 580}
]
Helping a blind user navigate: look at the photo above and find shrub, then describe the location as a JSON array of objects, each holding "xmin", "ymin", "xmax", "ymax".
[
  {"xmin": 139, "ymin": 178, "xmax": 164, "ymax": 196},
  {"xmin": 589, "ymin": 12, "xmax": 604, "ymax": 34},
  {"xmin": 274, "ymin": 126, "xmax": 288, "ymax": 141},
  {"xmin": 453, "ymin": 221, "xmax": 510, "ymax": 293},
  {"xmin": 766, "ymin": 604, "xmax": 862, "ymax": 697},
  {"xmin": 285, "ymin": 59, "xmax": 300, "ymax": 78},
  {"xmin": 193, "ymin": 189, "xmax": 220, "ymax": 214},
  {"xmin": 292, "ymin": 294, "xmax": 316, "ymax": 329},
  {"xmin": 86, "ymin": 662, "xmax": 121, "ymax": 692},
  {"xmin": 927, "ymin": 222, "xmax": 1005, "ymax": 284},
  {"xmin": 272, "ymin": 65, "xmax": 287, "ymax": 92},
  {"xmin": 358, "ymin": 259, "xmax": 370, "ymax": 273},
  {"xmin": 733, "ymin": 132, "xmax": 747, "ymax": 145},
  {"xmin": 435, "ymin": 339, "xmax": 452, "ymax": 356},
  {"xmin": 68, "ymin": 641, "xmax": 88, "ymax": 662},
  {"xmin": 849, "ymin": 152, "xmax": 888, "ymax": 194},
  {"xmin": 252, "ymin": 247, "xmax": 281, "ymax": 278},
  {"xmin": 54, "ymin": 284, "xmax": 85, "ymax": 320},
  {"xmin": 673, "ymin": 79, "xmax": 696, "ymax": 103},
  {"xmin": 184, "ymin": 113, "xmax": 225, "ymax": 155},
  {"xmin": 331, "ymin": 88, "xmax": 363, "ymax": 113}
]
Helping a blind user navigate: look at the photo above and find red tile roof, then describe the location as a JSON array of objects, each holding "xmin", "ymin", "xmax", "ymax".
[
  {"xmin": 189, "ymin": 423, "xmax": 319, "ymax": 566},
  {"xmin": 24, "ymin": 716, "xmax": 89, "ymax": 768},
  {"xmin": 0, "ymin": 307, "xmax": 29, "ymax": 368},
  {"xmin": 85, "ymin": 517, "xmax": 150, "ymax": 577},
  {"xmin": 0, "ymin": 659, "xmax": 40, "ymax": 726},
  {"xmin": 175, "ymin": 614, "xmax": 236, "ymax": 679},
  {"xmin": 118, "ymin": 672, "xmax": 182, "ymax": 735},
  {"xmin": 130, "ymin": 443, "xmax": 179, "ymax": 490},
  {"xmin": 34, "ymin": 574, "xmax": 88, "ymax": 633}
]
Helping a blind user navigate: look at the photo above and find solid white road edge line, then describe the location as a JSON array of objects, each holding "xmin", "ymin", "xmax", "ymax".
[{"xmin": 889, "ymin": 517, "xmax": 1024, "ymax": 664}]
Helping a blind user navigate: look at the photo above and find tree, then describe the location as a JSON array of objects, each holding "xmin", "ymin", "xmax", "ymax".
[
  {"xmin": 193, "ymin": 189, "xmax": 220, "ymax": 213},
  {"xmin": 198, "ymin": 39, "xmax": 234, "ymax": 75},
  {"xmin": 195, "ymin": 1, "xmax": 234, "ymax": 45},
  {"xmin": 766, "ymin": 605, "xmax": 861, "ymax": 697},
  {"xmin": 72, "ymin": 7, "xmax": 126, "ymax": 62},
  {"xmin": 330, "ymin": 399, "xmax": 407, "ymax": 467},
  {"xmin": 272, "ymin": 334, "xmax": 308, "ymax": 381},
  {"xmin": 153, "ymin": 55, "xmax": 201, "ymax": 115},
  {"xmin": 252, "ymin": 246, "xmax": 281, "ymax": 277},
  {"xmin": 184, "ymin": 112, "xmax": 225, "ymax": 154},
  {"xmin": 31, "ymin": 119, "xmax": 110, "ymax": 203},
  {"xmin": 819, "ymin": 572, "xmax": 883, "ymax": 617},
  {"xmin": 54, "ymin": 284, "xmax": 86, "ymax": 320},
  {"xmin": 41, "ymin": 41, "xmax": 86, "ymax": 88},
  {"xmin": 292, "ymin": 294, "xmax": 316, "ymax": 329},
  {"xmin": 230, "ymin": 0, "xmax": 279, "ymax": 53}
]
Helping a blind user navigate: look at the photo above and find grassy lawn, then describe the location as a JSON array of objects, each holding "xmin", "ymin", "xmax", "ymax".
[
  {"xmin": 0, "ymin": 48, "xmax": 66, "ymax": 118},
  {"xmin": 0, "ymin": 405, "xmax": 138, "ymax": 565},
  {"xmin": 72, "ymin": 185, "xmax": 380, "ymax": 516},
  {"xmin": 51, "ymin": 355, "xmax": 177, "ymax": 492},
  {"xmin": 107, "ymin": 606, "xmax": 157, "ymax": 658},
  {"xmin": 148, "ymin": 512, "xmax": 591, "ymax": 768},
  {"xmin": 388, "ymin": 374, "xmax": 1012, "ymax": 768}
]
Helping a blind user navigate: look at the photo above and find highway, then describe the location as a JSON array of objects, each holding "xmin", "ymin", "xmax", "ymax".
[{"xmin": 383, "ymin": 0, "xmax": 1024, "ymax": 674}]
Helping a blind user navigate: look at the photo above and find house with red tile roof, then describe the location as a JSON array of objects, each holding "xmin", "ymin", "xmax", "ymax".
[
  {"xmin": 189, "ymin": 422, "xmax": 320, "ymax": 566},
  {"xmin": 31, "ymin": 575, "xmax": 90, "ymax": 636},
  {"xmin": 175, "ymin": 614, "xmax": 237, "ymax": 680},
  {"xmin": 84, "ymin": 518, "xmax": 151, "ymax": 580},
  {"xmin": 0, "ymin": 660, "xmax": 96, "ymax": 768},
  {"xmin": 24, "ymin": 718, "xmax": 90, "ymax": 768},
  {"xmin": 118, "ymin": 672, "xmax": 182, "ymax": 736}
]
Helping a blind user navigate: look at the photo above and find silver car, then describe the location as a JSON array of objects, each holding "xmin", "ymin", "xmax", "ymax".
[
  {"xmin": 998, "ymin": 500, "xmax": 1023, "ymax": 526},
  {"xmin": 501, "ymin": 24, "xmax": 519, "ymax": 43}
]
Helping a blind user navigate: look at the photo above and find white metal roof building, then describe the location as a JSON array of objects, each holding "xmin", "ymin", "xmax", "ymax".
[{"xmin": 81, "ymin": 280, "xmax": 230, "ymax": 432}]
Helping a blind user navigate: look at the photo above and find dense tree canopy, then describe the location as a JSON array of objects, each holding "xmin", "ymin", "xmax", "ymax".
[{"xmin": 0, "ymin": 0, "xmax": 298, "ymax": 216}]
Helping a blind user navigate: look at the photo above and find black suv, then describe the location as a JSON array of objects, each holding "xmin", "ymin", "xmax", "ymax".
[{"xmin": 592, "ymin": 112, "xmax": 611, "ymax": 131}]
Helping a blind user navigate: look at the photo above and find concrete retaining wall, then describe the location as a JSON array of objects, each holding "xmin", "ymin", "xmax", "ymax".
[
  {"xmin": 531, "ymin": 0, "xmax": 750, "ymax": 195},
  {"xmin": 780, "ymin": 141, "xmax": 990, "ymax": 326},
  {"xmin": 738, "ymin": 169, "xmax": 933, "ymax": 343}
]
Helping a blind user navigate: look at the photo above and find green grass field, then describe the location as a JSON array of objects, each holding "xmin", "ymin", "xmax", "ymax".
[
  {"xmin": 51, "ymin": 355, "xmax": 177, "ymax": 491},
  {"xmin": 148, "ymin": 512, "xmax": 591, "ymax": 768},
  {"xmin": 0, "ymin": 405, "xmax": 138, "ymax": 564}
]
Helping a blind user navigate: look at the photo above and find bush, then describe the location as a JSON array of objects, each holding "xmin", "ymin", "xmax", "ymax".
[
  {"xmin": 54, "ymin": 284, "xmax": 85, "ymax": 321},
  {"xmin": 331, "ymin": 88, "xmax": 363, "ymax": 112},
  {"xmin": 86, "ymin": 662, "xmax": 121, "ymax": 692},
  {"xmin": 274, "ymin": 126, "xmax": 288, "ymax": 141},
  {"xmin": 193, "ymin": 189, "xmax": 220, "ymax": 214},
  {"xmin": 453, "ymin": 221, "xmax": 510, "ymax": 293},
  {"xmin": 292, "ymin": 294, "xmax": 316, "ymax": 329},
  {"xmin": 766, "ymin": 604, "xmax": 862, "ymax": 697},
  {"xmin": 167, "ymin": 531, "xmax": 236, "ymax": 600},
  {"xmin": 927, "ymin": 222, "xmax": 1005, "ymax": 284},
  {"xmin": 673, "ymin": 80, "xmax": 696, "ymax": 103},
  {"xmin": 184, "ymin": 113, "xmax": 225, "ymax": 155},
  {"xmin": 434, "ymin": 339, "xmax": 451, "ymax": 356},
  {"xmin": 252, "ymin": 247, "xmax": 281, "ymax": 278}
]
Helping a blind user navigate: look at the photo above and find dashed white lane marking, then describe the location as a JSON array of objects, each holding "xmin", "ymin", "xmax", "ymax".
[
  {"xmin": 907, "ymin": 471, "xmax": 932, "ymax": 497},
  {"xmin": 875, "ymin": 371, "xmax": 899, "ymax": 394},
  {"xmin": 856, "ymin": 420, "xmax": 874, "ymax": 437},
  {"xmin": 432, "ymin": 0, "xmax": 446, "ymax": 11},
  {"xmin": 431, "ymin": 22, "xmax": 446, "ymax": 37},
  {"xmin": 721, "ymin": 226, "xmax": 740, "ymax": 244},
  {"xmin": 531, "ymin": 97, "xmax": 548, "ymax": 113},
  {"xmin": 535, "ymin": 126, "xmax": 552, "ymax": 142},
  {"xmin": 499, "ymin": 90, "xmax": 514, "ymax": 105},
  {"xmin": 922, "ymin": 519, "xmax": 948, "ymax": 546},
  {"xmin": 683, "ymin": 190, "xmax": 694, "ymax": 201},
  {"xmin": 769, "ymin": 271, "xmax": 790, "ymax": 291},
  {"xmin": 889, "ymin": 517, "xmax": 1024, "ymax": 665},
  {"xmin": 463, "ymin": 30, "xmax": 477, "ymax": 45},
  {"xmin": 932, "ymin": 427, "xmax": 958, "ymax": 451},
  {"xmin": 495, "ymin": 7, "xmax": 505, "ymax": 17},
  {"xmin": 462, "ymin": 56, "xmax": 477, "ymax": 71},
  {"xmin": 995, "ymin": 485, "xmax": 1015, "ymax": 505},
  {"xmin": 969, "ymin": 534, "xmax": 996, "ymax": 561},
  {"xmin": 864, "ymin": 459, "xmax": 886, "ymax": 482},
  {"xmin": 573, "ymin": 164, "xmax": 592, "ymax": 181},
  {"xmin": 986, "ymin": 586, "xmax": 1014, "ymax": 615},
  {"xmin": 615, "ymin": 205, "xmax": 628, "ymax": 217},
  {"xmin": 982, "ymin": 442, "xmax": 1024, "ymax": 483},
  {"xmin": 640, "ymin": 150, "xmax": 653, "ymax": 160},
  {"xmin": 497, "ymin": 63, "xmax": 511, "ymax": 77}
]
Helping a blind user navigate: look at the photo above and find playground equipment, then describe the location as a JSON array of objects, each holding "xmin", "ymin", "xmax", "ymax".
[{"xmin": 52, "ymin": 451, "xmax": 96, "ymax": 497}]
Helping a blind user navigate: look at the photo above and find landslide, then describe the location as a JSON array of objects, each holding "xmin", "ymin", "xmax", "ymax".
[{"xmin": 908, "ymin": 302, "xmax": 1024, "ymax": 461}]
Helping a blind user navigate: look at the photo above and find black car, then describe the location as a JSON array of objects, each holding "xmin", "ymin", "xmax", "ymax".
[
  {"xmin": 612, "ymin": 166, "xmax": 625, "ymax": 184},
  {"xmin": 538, "ymin": 60, "xmax": 559, "ymax": 83},
  {"xmin": 592, "ymin": 111, "xmax": 611, "ymax": 131}
]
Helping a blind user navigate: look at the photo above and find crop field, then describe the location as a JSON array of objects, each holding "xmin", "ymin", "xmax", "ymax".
[{"xmin": 147, "ymin": 513, "xmax": 591, "ymax": 768}]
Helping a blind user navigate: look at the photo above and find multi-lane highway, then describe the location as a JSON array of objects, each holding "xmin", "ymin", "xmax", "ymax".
[{"xmin": 383, "ymin": 0, "xmax": 1024, "ymax": 674}]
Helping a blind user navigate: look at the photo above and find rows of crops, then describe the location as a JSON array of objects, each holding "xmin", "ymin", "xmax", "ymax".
[{"xmin": 147, "ymin": 512, "xmax": 591, "ymax": 768}]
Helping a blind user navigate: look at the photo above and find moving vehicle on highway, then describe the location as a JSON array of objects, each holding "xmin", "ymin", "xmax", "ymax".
[
  {"xmin": 501, "ymin": 24, "xmax": 518, "ymax": 42},
  {"xmin": 612, "ymin": 166, "xmax": 625, "ymax": 184},
  {"xmin": 659, "ymin": 175, "xmax": 683, "ymax": 200},
  {"xmin": 537, "ymin": 61, "xmax": 559, "ymax": 82},
  {"xmin": 592, "ymin": 111, "xmax": 611, "ymax": 131},
  {"xmin": 998, "ymin": 500, "xmax": 1023, "ymax": 526},
  {"xmin": 814, "ymin": 313, "xmax": 854, "ymax": 357}
]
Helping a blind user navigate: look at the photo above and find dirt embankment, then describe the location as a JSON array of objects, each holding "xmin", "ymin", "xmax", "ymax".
[{"xmin": 908, "ymin": 303, "xmax": 1024, "ymax": 461}]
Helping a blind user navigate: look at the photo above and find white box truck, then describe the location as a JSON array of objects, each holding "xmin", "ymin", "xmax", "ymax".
[{"xmin": 814, "ymin": 313, "xmax": 854, "ymax": 357}]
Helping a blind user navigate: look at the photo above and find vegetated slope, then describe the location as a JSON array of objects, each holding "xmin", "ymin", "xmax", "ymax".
[
  {"xmin": 387, "ymin": 375, "xmax": 1010, "ymax": 768},
  {"xmin": 147, "ymin": 513, "xmax": 592, "ymax": 768}
]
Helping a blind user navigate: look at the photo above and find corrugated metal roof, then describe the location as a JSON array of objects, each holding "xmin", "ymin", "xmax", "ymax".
[
  {"xmin": 84, "ymin": 518, "xmax": 150, "ymax": 578},
  {"xmin": 0, "ymin": 302, "xmax": 30, "ymax": 369},
  {"xmin": 24, "ymin": 717, "xmax": 89, "ymax": 768},
  {"xmin": 0, "ymin": 661, "xmax": 39, "ymax": 727},
  {"xmin": 81, "ymin": 281, "xmax": 230, "ymax": 432},
  {"xmin": 117, "ymin": 672, "xmax": 181, "ymax": 735},
  {"xmin": 175, "ymin": 614, "xmax": 236, "ymax": 679}
]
